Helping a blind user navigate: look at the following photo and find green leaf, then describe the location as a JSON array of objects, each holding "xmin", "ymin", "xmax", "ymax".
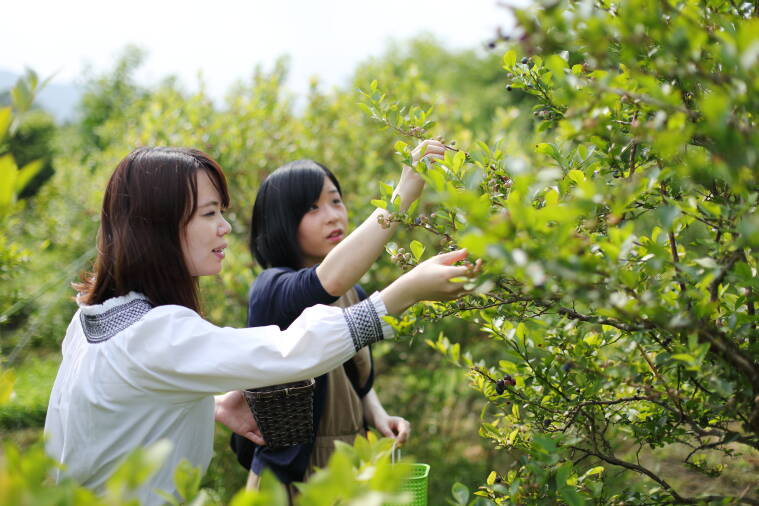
[
  {"xmin": 173, "ymin": 459, "xmax": 202, "ymax": 502},
  {"xmin": 0, "ymin": 368, "xmax": 15, "ymax": 404},
  {"xmin": 655, "ymin": 206, "xmax": 681, "ymax": 229},
  {"xmin": 503, "ymin": 49, "xmax": 517, "ymax": 68},
  {"xmin": 0, "ymin": 154, "xmax": 18, "ymax": 212},
  {"xmin": 371, "ymin": 199, "xmax": 387, "ymax": 210},
  {"xmin": 410, "ymin": 240, "xmax": 425, "ymax": 261},
  {"xmin": 451, "ymin": 482, "xmax": 470, "ymax": 505},
  {"xmin": 559, "ymin": 487, "xmax": 586, "ymax": 506},
  {"xmin": 544, "ymin": 188, "xmax": 559, "ymax": 207},
  {"xmin": 379, "ymin": 181, "xmax": 394, "ymax": 197},
  {"xmin": 583, "ymin": 466, "xmax": 604, "ymax": 478},
  {"xmin": 568, "ymin": 169, "xmax": 586, "ymax": 184},
  {"xmin": 694, "ymin": 257, "xmax": 719, "ymax": 269},
  {"xmin": 15, "ymin": 159, "xmax": 44, "ymax": 193},
  {"xmin": 536, "ymin": 143, "xmax": 556, "ymax": 157},
  {"xmin": 407, "ymin": 199, "xmax": 419, "ymax": 216},
  {"xmin": 0, "ymin": 106, "xmax": 11, "ymax": 140}
]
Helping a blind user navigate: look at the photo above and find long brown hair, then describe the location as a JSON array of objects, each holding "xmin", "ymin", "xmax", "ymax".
[{"xmin": 76, "ymin": 147, "xmax": 230, "ymax": 312}]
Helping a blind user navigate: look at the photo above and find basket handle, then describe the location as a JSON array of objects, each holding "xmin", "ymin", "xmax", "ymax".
[{"xmin": 391, "ymin": 442, "xmax": 401, "ymax": 464}]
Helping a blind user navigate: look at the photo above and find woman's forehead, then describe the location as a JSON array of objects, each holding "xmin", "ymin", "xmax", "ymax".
[
  {"xmin": 322, "ymin": 175, "xmax": 338, "ymax": 193},
  {"xmin": 197, "ymin": 170, "xmax": 222, "ymax": 203}
]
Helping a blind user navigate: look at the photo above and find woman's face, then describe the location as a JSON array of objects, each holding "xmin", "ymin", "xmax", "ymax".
[
  {"xmin": 181, "ymin": 170, "xmax": 232, "ymax": 277},
  {"xmin": 297, "ymin": 175, "xmax": 348, "ymax": 267}
]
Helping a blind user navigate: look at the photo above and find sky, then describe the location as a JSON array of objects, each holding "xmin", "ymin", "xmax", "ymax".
[{"xmin": 2, "ymin": 0, "xmax": 521, "ymax": 101}]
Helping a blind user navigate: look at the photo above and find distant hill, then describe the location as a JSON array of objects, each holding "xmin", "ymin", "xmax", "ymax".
[{"xmin": 0, "ymin": 70, "xmax": 82, "ymax": 122}]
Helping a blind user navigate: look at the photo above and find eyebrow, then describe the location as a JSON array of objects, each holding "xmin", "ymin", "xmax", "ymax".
[
  {"xmin": 198, "ymin": 200, "xmax": 220, "ymax": 208},
  {"xmin": 327, "ymin": 189, "xmax": 339, "ymax": 194}
]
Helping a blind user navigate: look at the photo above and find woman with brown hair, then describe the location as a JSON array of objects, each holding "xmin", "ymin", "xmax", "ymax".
[{"xmin": 44, "ymin": 146, "xmax": 475, "ymax": 505}]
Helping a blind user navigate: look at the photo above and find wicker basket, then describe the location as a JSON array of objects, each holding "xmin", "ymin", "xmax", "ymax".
[{"xmin": 243, "ymin": 379, "xmax": 315, "ymax": 448}]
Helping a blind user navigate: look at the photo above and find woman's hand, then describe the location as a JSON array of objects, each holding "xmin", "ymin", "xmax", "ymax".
[
  {"xmin": 373, "ymin": 414, "xmax": 411, "ymax": 446},
  {"xmin": 380, "ymin": 248, "xmax": 481, "ymax": 315},
  {"xmin": 362, "ymin": 389, "xmax": 411, "ymax": 445},
  {"xmin": 393, "ymin": 139, "xmax": 446, "ymax": 210},
  {"xmin": 214, "ymin": 391, "xmax": 265, "ymax": 446}
]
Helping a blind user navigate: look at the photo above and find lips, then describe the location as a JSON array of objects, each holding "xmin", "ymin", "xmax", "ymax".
[
  {"xmin": 212, "ymin": 244, "xmax": 227, "ymax": 259},
  {"xmin": 326, "ymin": 229, "xmax": 343, "ymax": 242}
]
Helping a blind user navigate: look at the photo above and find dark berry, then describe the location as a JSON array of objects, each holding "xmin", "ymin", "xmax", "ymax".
[
  {"xmin": 502, "ymin": 375, "xmax": 516, "ymax": 386},
  {"xmin": 495, "ymin": 476, "xmax": 503, "ymax": 484},
  {"xmin": 543, "ymin": 419, "xmax": 552, "ymax": 428},
  {"xmin": 521, "ymin": 57, "xmax": 529, "ymax": 64},
  {"xmin": 562, "ymin": 362, "xmax": 574, "ymax": 373},
  {"xmin": 506, "ymin": 84, "xmax": 512, "ymax": 92},
  {"xmin": 663, "ymin": 338, "xmax": 672, "ymax": 347},
  {"xmin": 495, "ymin": 380, "xmax": 506, "ymax": 395},
  {"xmin": 487, "ymin": 41, "xmax": 496, "ymax": 49}
]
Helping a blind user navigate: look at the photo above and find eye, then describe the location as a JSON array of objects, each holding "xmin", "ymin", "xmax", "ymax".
[
  {"xmin": 203, "ymin": 211, "xmax": 216, "ymax": 217},
  {"xmin": 332, "ymin": 198, "xmax": 343, "ymax": 205},
  {"xmin": 309, "ymin": 204, "xmax": 319, "ymax": 211}
]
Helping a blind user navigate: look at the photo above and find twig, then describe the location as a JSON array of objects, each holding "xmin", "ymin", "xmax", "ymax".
[{"xmin": 569, "ymin": 445, "xmax": 759, "ymax": 505}]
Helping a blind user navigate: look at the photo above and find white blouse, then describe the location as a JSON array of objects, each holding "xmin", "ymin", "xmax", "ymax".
[{"xmin": 44, "ymin": 291, "xmax": 392, "ymax": 505}]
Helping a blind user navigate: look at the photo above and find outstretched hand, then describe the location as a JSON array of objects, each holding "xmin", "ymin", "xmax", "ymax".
[
  {"xmin": 214, "ymin": 391, "xmax": 265, "ymax": 446},
  {"xmin": 381, "ymin": 248, "xmax": 482, "ymax": 314}
]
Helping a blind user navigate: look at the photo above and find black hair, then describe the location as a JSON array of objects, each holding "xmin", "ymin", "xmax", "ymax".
[{"xmin": 250, "ymin": 159, "xmax": 342, "ymax": 269}]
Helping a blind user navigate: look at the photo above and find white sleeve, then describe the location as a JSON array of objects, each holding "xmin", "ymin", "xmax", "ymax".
[{"xmin": 117, "ymin": 292, "xmax": 393, "ymax": 396}]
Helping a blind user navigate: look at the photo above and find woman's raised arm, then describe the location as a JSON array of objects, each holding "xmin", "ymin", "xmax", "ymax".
[{"xmin": 316, "ymin": 139, "xmax": 445, "ymax": 296}]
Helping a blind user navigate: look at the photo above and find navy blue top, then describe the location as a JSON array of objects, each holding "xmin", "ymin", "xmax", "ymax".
[{"xmin": 229, "ymin": 265, "xmax": 373, "ymax": 484}]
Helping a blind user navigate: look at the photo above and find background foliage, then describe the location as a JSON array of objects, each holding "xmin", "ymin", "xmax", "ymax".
[{"xmin": 1, "ymin": 0, "xmax": 758, "ymax": 504}]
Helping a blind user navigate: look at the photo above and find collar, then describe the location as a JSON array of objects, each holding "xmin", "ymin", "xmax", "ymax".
[{"xmin": 79, "ymin": 292, "xmax": 154, "ymax": 343}]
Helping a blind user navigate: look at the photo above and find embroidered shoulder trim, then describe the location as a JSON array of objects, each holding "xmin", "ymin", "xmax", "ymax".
[
  {"xmin": 80, "ymin": 298, "xmax": 154, "ymax": 343},
  {"xmin": 342, "ymin": 298, "xmax": 384, "ymax": 351}
]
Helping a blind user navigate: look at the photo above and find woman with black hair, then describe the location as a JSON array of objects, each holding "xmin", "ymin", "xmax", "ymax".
[
  {"xmin": 44, "ymin": 146, "xmax": 476, "ymax": 506},
  {"xmin": 230, "ymin": 140, "xmax": 456, "ymax": 497}
]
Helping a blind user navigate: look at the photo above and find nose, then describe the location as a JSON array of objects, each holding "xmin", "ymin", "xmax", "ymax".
[
  {"xmin": 219, "ymin": 215, "xmax": 232, "ymax": 235},
  {"xmin": 325, "ymin": 205, "xmax": 341, "ymax": 224}
]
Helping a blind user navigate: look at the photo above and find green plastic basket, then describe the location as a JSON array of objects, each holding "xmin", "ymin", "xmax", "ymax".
[{"xmin": 387, "ymin": 447, "xmax": 429, "ymax": 506}]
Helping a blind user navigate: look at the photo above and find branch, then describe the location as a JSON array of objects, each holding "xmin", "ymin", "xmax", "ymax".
[
  {"xmin": 594, "ymin": 83, "xmax": 698, "ymax": 119},
  {"xmin": 709, "ymin": 250, "xmax": 743, "ymax": 302},
  {"xmin": 569, "ymin": 445, "xmax": 759, "ymax": 505},
  {"xmin": 668, "ymin": 230, "xmax": 688, "ymax": 295},
  {"xmin": 550, "ymin": 304, "xmax": 655, "ymax": 332}
]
